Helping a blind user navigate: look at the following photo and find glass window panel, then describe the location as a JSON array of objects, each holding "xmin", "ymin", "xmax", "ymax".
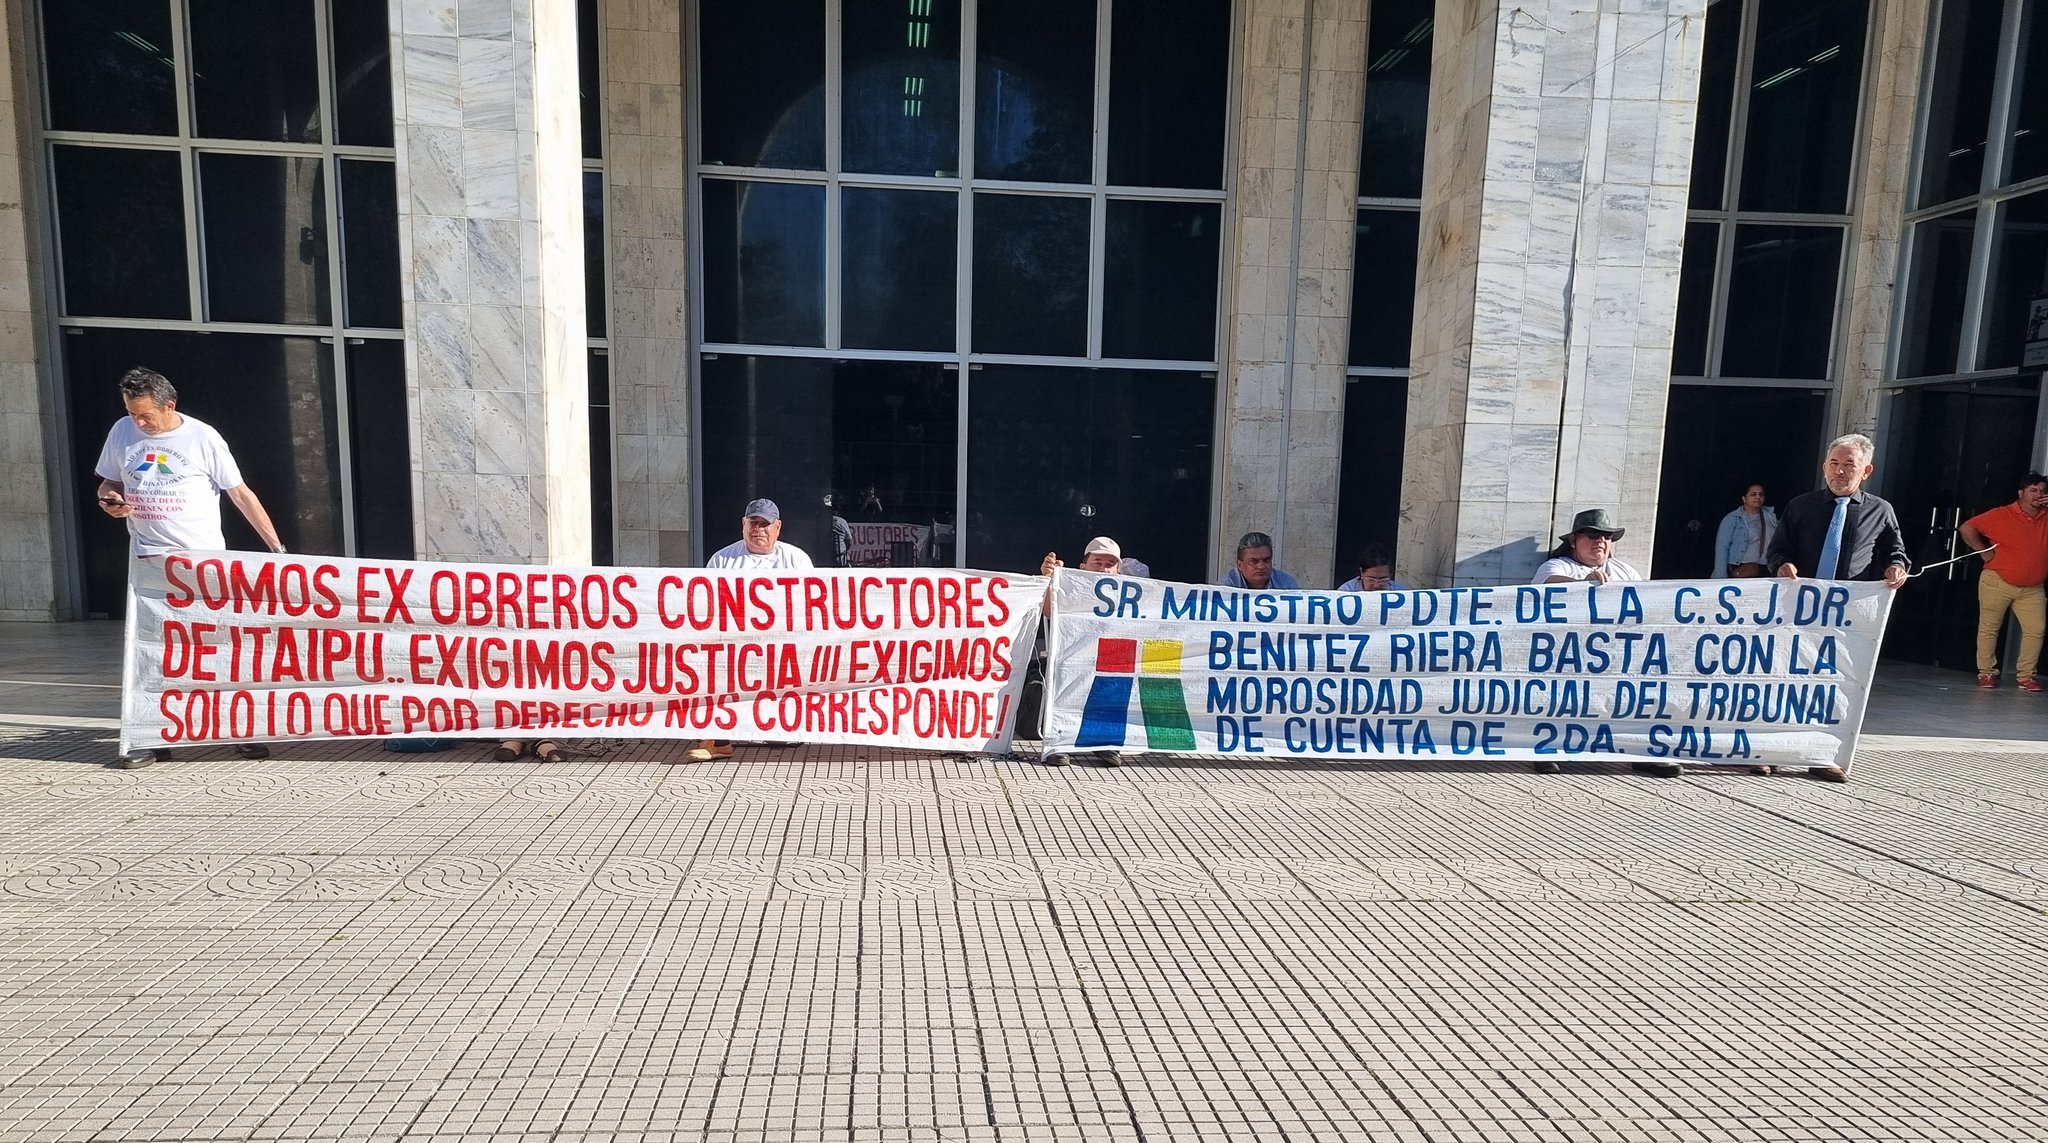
[
  {"xmin": 699, "ymin": 0, "xmax": 825, "ymax": 170},
  {"xmin": 1916, "ymin": 0, "xmax": 2005, "ymax": 209},
  {"xmin": 345, "ymin": 339, "xmax": 414, "ymax": 560},
  {"xmin": 189, "ymin": 0, "xmax": 322, "ymax": 142},
  {"xmin": 700, "ymin": 179, "xmax": 825, "ymax": 347},
  {"xmin": 1688, "ymin": 0, "xmax": 1741, "ymax": 211},
  {"xmin": 701, "ymin": 356, "xmax": 957, "ymax": 566},
  {"xmin": 975, "ymin": 0, "xmax": 1096, "ymax": 184},
  {"xmin": 1671, "ymin": 221, "xmax": 1718, "ymax": 376},
  {"xmin": 339, "ymin": 160, "xmax": 401, "ymax": 330},
  {"xmin": 40, "ymin": 0, "xmax": 177, "ymax": 135},
  {"xmin": 53, "ymin": 145, "xmax": 190, "ymax": 320},
  {"xmin": 330, "ymin": 0, "xmax": 394, "ymax": 147},
  {"xmin": 1718, "ymin": 224, "xmax": 1843, "ymax": 379},
  {"xmin": 585, "ymin": 171, "xmax": 607, "ymax": 338},
  {"xmin": 200, "ymin": 153, "xmax": 331, "ymax": 325},
  {"xmin": 1346, "ymin": 209, "xmax": 1421, "ymax": 369},
  {"xmin": 64, "ymin": 327, "xmax": 343, "ymax": 614},
  {"xmin": 1897, "ymin": 209, "xmax": 1979, "ymax": 377},
  {"xmin": 589, "ymin": 351, "xmax": 614, "ymax": 566},
  {"xmin": 1356, "ymin": 0, "xmax": 1435, "ymax": 200},
  {"xmin": 1103, "ymin": 200, "xmax": 1221, "ymax": 361},
  {"xmin": 579, "ymin": 0, "xmax": 603, "ymax": 160},
  {"xmin": 1333, "ymin": 377, "xmax": 1408, "ymax": 588},
  {"xmin": 971, "ymin": 193, "xmax": 1089, "ymax": 356},
  {"xmin": 2006, "ymin": 1, "xmax": 2048, "ymax": 186},
  {"xmin": 842, "ymin": 188, "xmax": 958, "ymax": 352},
  {"xmin": 966, "ymin": 365, "xmax": 1213, "ymax": 582},
  {"xmin": 1980, "ymin": 189, "xmax": 2048, "ymax": 371},
  {"xmin": 843, "ymin": 0, "xmax": 962, "ymax": 176},
  {"xmin": 1737, "ymin": 0, "xmax": 1868, "ymax": 215},
  {"xmin": 1107, "ymin": 0, "xmax": 1230, "ymax": 190}
]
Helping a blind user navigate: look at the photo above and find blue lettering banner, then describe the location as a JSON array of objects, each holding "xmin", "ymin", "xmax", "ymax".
[{"xmin": 1043, "ymin": 572, "xmax": 1895, "ymax": 771}]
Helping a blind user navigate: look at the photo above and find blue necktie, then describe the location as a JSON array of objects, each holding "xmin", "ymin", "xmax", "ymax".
[{"xmin": 1816, "ymin": 496, "xmax": 1849, "ymax": 579}]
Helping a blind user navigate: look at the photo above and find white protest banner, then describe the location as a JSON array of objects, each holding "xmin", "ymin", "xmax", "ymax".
[
  {"xmin": 1044, "ymin": 572, "xmax": 1895, "ymax": 771},
  {"xmin": 121, "ymin": 553, "xmax": 1043, "ymax": 755}
]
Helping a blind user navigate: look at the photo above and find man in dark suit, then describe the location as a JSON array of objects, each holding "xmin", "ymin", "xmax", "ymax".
[{"xmin": 1766, "ymin": 432, "xmax": 1908, "ymax": 783}]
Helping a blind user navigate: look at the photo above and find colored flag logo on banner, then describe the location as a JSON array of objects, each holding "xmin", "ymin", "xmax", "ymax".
[{"xmin": 1075, "ymin": 637, "xmax": 1196, "ymax": 750}]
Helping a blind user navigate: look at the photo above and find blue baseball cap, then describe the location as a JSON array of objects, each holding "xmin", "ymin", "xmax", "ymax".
[{"xmin": 742, "ymin": 498, "xmax": 780, "ymax": 522}]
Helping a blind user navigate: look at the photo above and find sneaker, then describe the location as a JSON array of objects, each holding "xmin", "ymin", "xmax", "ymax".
[
  {"xmin": 1805, "ymin": 766, "xmax": 1848, "ymax": 783},
  {"xmin": 1041, "ymin": 752, "xmax": 1070, "ymax": 766},
  {"xmin": 1530, "ymin": 760, "xmax": 1561, "ymax": 774},
  {"xmin": 1979, "ymin": 674, "xmax": 1998, "ymax": 690},
  {"xmin": 684, "ymin": 740, "xmax": 733, "ymax": 762},
  {"xmin": 2021, "ymin": 679, "xmax": 2044, "ymax": 693},
  {"xmin": 235, "ymin": 744, "xmax": 270, "ymax": 760}
]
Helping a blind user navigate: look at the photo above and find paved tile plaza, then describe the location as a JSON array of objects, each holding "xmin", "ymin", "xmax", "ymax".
[{"xmin": 3, "ymin": 623, "xmax": 2048, "ymax": 1141}]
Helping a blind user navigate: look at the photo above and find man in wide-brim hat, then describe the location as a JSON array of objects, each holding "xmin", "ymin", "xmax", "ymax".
[{"xmin": 1534, "ymin": 508, "xmax": 1643, "ymax": 586}]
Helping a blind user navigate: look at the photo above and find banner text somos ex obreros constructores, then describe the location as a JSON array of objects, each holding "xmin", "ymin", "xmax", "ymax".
[
  {"xmin": 121, "ymin": 552, "xmax": 1043, "ymax": 755},
  {"xmin": 1043, "ymin": 571, "xmax": 1894, "ymax": 772}
]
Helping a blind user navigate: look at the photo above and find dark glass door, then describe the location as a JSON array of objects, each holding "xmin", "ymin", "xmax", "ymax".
[
  {"xmin": 1882, "ymin": 376, "xmax": 2042, "ymax": 669},
  {"xmin": 1653, "ymin": 385, "xmax": 1829, "ymax": 578}
]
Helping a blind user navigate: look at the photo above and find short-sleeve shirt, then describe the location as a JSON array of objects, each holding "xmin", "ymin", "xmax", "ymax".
[
  {"xmin": 94, "ymin": 414, "xmax": 244, "ymax": 557},
  {"xmin": 706, "ymin": 540, "xmax": 814, "ymax": 570},
  {"xmin": 1963, "ymin": 502, "xmax": 2048, "ymax": 587},
  {"xmin": 1532, "ymin": 555, "xmax": 1643, "ymax": 583},
  {"xmin": 1217, "ymin": 567, "xmax": 1300, "ymax": 589}
]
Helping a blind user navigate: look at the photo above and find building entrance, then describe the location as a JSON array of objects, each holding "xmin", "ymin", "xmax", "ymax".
[{"xmin": 1881, "ymin": 377, "xmax": 2043, "ymax": 670}]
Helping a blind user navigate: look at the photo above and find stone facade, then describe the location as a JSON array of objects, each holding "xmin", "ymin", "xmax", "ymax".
[
  {"xmin": 600, "ymin": 0, "xmax": 693, "ymax": 568},
  {"xmin": 1838, "ymin": 0, "xmax": 1932, "ymax": 438},
  {"xmin": 1218, "ymin": 0, "xmax": 1369, "ymax": 585},
  {"xmin": 1402, "ymin": 0, "xmax": 1706, "ymax": 586},
  {"xmin": 0, "ymin": 0, "xmax": 55, "ymax": 620},
  {"xmin": 389, "ymin": 0, "xmax": 591, "ymax": 565}
]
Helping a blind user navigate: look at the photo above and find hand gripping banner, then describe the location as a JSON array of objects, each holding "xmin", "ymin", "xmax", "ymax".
[
  {"xmin": 121, "ymin": 553, "xmax": 1043, "ymax": 755},
  {"xmin": 1044, "ymin": 571, "xmax": 1895, "ymax": 772}
]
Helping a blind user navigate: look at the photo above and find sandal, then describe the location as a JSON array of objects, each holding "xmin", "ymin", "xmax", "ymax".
[
  {"xmin": 492, "ymin": 740, "xmax": 522, "ymax": 762},
  {"xmin": 534, "ymin": 740, "xmax": 565, "ymax": 764}
]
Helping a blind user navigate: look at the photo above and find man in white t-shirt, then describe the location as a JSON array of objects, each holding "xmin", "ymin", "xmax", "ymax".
[
  {"xmin": 688, "ymin": 499, "xmax": 813, "ymax": 762},
  {"xmin": 95, "ymin": 367, "xmax": 284, "ymax": 767},
  {"xmin": 705, "ymin": 497, "xmax": 814, "ymax": 571}
]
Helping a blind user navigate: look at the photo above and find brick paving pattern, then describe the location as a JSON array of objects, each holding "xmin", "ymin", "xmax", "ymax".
[{"xmin": 3, "ymin": 622, "xmax": 2048, "ymax": 1140}]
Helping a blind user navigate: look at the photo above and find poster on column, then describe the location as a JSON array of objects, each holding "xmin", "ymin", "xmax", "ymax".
[
  {"xmin": 121, "ymin": 553, "xmax": 1043, "ymax": 755},
  {"xmin": 1043, "ymin": 571, "xmax": 1896, "ymax": 772}
]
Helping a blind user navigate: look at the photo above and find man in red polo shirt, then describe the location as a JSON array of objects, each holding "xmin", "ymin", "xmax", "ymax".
[{"xmin": 1960, "ymin": 472, "xmax": 2048, "ymax": 691}]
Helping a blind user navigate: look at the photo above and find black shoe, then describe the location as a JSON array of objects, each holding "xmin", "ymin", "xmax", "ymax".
[
  {"xmin": 113, "ymin": 748, "xmax": 171, "ymax": 769},
  {"xmin": 1092, "ymin": 750, "xmax": 1122, "ymax": 767},
  {"xmin": 1805, "ymin": 766, "xmax": 1848, "ymax": 783},
  {"xmin": 235, "ymin": 744, "xmax": 270, "ymax": 760},
  {"xmin": 1631, "ymin": 760, "xmax": 1682, "ymax": 778},
  {"xmin": 1530, "ymin": 760, "xmax": 1561, "ymax": 774}
]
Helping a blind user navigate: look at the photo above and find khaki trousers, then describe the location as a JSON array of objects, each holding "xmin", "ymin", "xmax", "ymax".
[{"xmin": 1977, "ymin": 568, "xmax": 2046, "ymax": 680}]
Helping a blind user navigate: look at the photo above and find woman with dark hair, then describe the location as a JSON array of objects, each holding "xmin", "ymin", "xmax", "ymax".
[{"xmin": 1713, "ymin": 482, "xmax": 1777, "ymax": 577}]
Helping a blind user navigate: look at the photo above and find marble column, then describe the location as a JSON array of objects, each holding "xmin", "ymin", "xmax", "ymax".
[
  {"xmin": 389, "ymin": 0, "xmax": 590, "ymax": 565},
  {"xmin": 1401, "ymin": 0, "xmax": 1706, "ymax": 586},
  {"xmin": 1838, "ymin": 0, "xmax": 1931, "ymax": 437},
  {"xmin": 0, "ymin": 0, "xmax": 56, "ymax": 620},
  {"xmin": 600, "ymin": 0, "xmax": 693, "ymax": 567},
  {"xmin": 1217, "ymin": 0, "xmax": 1369, "ymax": 585}
]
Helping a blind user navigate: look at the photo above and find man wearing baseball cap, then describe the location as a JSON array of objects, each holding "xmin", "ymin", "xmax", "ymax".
[
  {"xmin": 706, "ymin": 498, "xmax": 815, "ymax": 570},
  {"xmin": 1040, "ymin": 535, "xmax": 1124, "ymax": 576},
  {"xmin": 688, "ymin": 498, "xmax": 816, "ymax": 762}
]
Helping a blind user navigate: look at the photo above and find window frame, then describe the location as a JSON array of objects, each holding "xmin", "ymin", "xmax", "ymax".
[
  {"xmin": 33, "ymin": 0, "xmax": 405, "ymax": 559},
  {"xmin": 1890, "ymin": 0, "xmax": 2048, "ymax": 385},
  {"xmin": 684, "ymin": 0, "xmax": 1238, "ymax": 567}
]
